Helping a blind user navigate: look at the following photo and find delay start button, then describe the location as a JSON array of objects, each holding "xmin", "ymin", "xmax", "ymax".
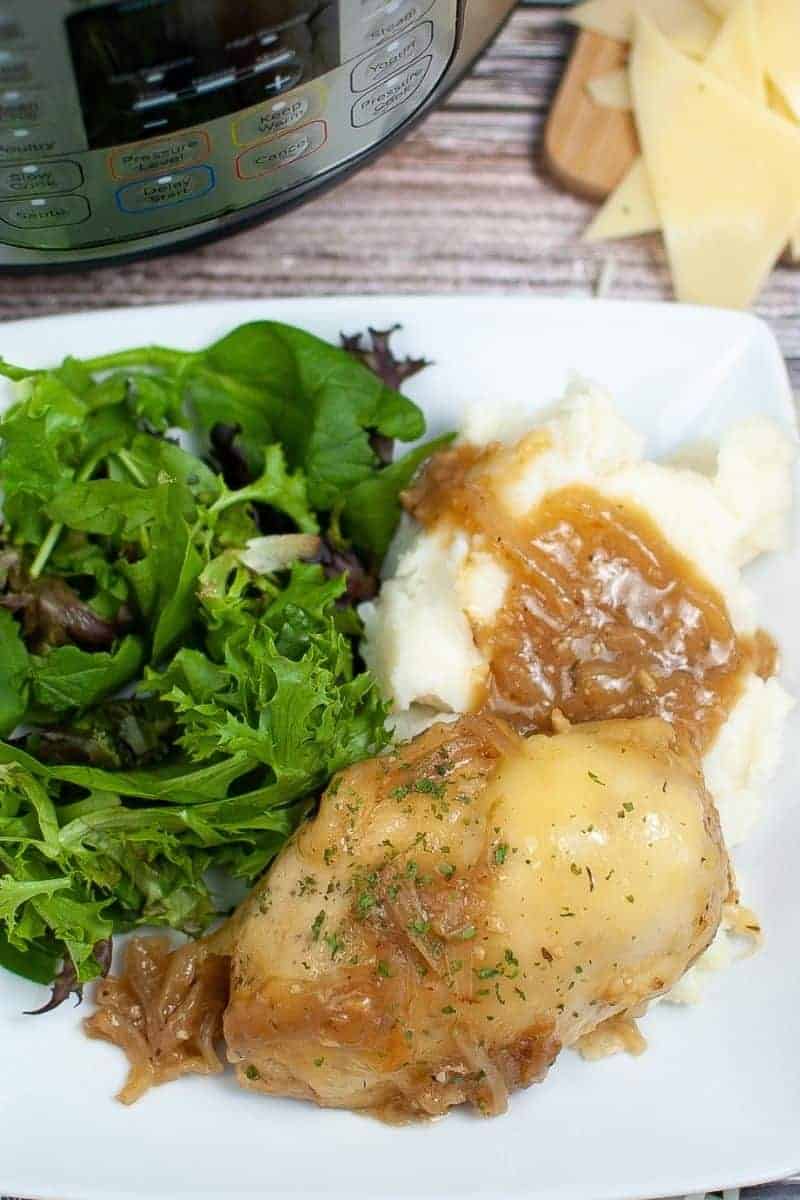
[
  {"xmin": 235, "ymin": 120, "xmax": 327, "ymax": 180},
  {"xmin": 351, "ymin": 21, "xmax": 433, "ymax": 93},
  {"xmin": 115, "ymin": 165, "xmax": 215, "ymax": 213},
  {"xmin": 0, "ymin": 194, "xmax": 89, "ymax": 229},
  {"xmin": 351, "ymin": 56, "xmax": 432, "ymax": 127}
]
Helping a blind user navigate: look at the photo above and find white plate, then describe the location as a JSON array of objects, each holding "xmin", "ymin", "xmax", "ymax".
[{"xmin": 0, "ymin": 296, "xmax": 798, "ymax": 1200}]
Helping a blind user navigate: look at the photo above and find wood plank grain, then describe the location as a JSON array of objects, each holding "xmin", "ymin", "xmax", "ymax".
[
  {"xmin": 1, "ymin": 5, "xmax": 799, "ymax": 387},
  {"xmin": 544, "ymin": 31, "xmax": 637, "ymax": 199}
]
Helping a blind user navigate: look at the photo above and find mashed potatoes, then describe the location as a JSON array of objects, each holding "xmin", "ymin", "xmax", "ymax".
[{"xmin": 361, "ymin": 382, "xmax": 796, "ymax": 849}]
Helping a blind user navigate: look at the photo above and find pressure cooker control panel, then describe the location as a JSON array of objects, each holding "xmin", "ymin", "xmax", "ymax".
[{"xmin": 0, "ymin": 0, "xmax": 458, "ymax": 254}]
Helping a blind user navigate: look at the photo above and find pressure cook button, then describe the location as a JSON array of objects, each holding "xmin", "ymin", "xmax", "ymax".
[
  {"xmin": 0, "ymin": 90, "xmax": 42, "ymax": 126},
  {"xmin": 351, "ymin": 56, "xmax": 432, "ymax": 127},
  {"xmin": 115, "ymin": 164, "xmax": 215, "ymax": 213},
  {"xmin": 0, "ymin": 193, "xmax": 90, "ymax": 229},
  {"xmin": 0, "ymin": 160, "xmax": 82, "ymax": 198},
  {"xmin": 0, "ymin": 127, "xmax": 60, "ymax": 160},
  {"xmin": 0, "ymin": 50, "xmax": 30, "ymax": 85},
  {"xmin": 351, "ymin": 21, "xmax": 433, "ymax": 93},
  {"xmin": 109, "ymin": 130, "xmax": 210, "ymax": 180},
  {"xmin": 235, "ymin": 119, "xmax": 327, "ymax": 180}
]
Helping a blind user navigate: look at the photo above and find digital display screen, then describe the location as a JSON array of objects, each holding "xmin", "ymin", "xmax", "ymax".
[{"xmin": 67, "ymin": 0, "xmax": 338, "ymax": 149}]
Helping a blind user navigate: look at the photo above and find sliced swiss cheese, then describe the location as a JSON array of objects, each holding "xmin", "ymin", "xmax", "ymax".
[
  {"xmin": 759, "ymin": 0, "xmax": 800, "ymax": 119},
  {"xmin": 585, "ymin": 2, "xmax": 763, "ymax": 244},
  {"xmin": 584, "ymin": 157, "xmax": 659, "ymax": 240},
  {"xmin": 586, "ymin": 68, "xmax": 632, "ymax": 109},
  {"xmin": 705, "ymin": 0, "xmax": 765, "ymax": 104},
  {"xmin": 629, "ymin": 15, "xmax": 800, "ymax": 306},
  {"xmin": 568, "ymin": 0, "xmax": 718, "ymax": 56}
]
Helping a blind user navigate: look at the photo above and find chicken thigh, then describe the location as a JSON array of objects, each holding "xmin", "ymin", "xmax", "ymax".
[{"xmin": 223, "ymin": 714, "xmax": 730, "ymax": 1120}]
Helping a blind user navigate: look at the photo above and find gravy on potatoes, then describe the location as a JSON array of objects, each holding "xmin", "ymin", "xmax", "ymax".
[{"xmin": 405, "ymin": 445, "xmax": 776, "ymax": 751}]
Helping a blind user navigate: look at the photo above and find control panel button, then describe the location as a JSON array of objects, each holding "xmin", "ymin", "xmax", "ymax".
[
  {"xmin": 235, "ymin": 120, "xmax": 327, "ymax": 180},
  {"xmin": 115, "ymin": 164, "xmax": 215, "ymax": 213},
  {"xmin": 0, "ymin": 160, "xmax": 82, "ymax": 198},
  {"xmin": 0, "ymin": 127, "xmax": 60, "ymax": 160},
  {"xmin": 233, "ymin": 84, "xmax": 325, "ymax": 147},
  {"xmin": 341, "ymin": 0, "xmax": 435, "ymax": 61},
  {"xmin": 0, "ymin": 16, "xmax": 21, "ymax": 43},
  {"xmin": 109, "ymin": 130, "xmax": 210, "ymax": 180},
  {"xmin": 0, "ymin": 50, "xmax": 30, "ymax": 85},
  {"xmin": 351, "ymin": 56, "xmax": 432, "ymax": 127},
  {"xmin": 0, "ymin": 90, "xmax": 43, "ymax": 127},
  {"xmin": 351, "ymin": 21, "xmax": 433, "ymax": 93},
  {"xmin": 0, "ymin": 194, "xmax": 90, "ymax": 230}
]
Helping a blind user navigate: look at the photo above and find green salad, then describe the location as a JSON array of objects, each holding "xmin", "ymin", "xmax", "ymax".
[{"xmin": 0, "ymin": 320, "xmax": 447, "ymax": 1010}]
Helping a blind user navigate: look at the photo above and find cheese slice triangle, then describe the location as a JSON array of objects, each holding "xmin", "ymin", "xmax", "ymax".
[
  {"xmin": 705, "ymin": 0, "xmax": 765, "ymax": 104},
  {"xmin": 759, "ymin": 0, "xmax": 800, "ymax": 118},
  {"xmin": 584, "ymin": 158, "xmax": 659, "ymax": 240},
  {"xmin": 629, "ymin": 15, "xmax": 800, "ymax": 306},
  {"xmin": 584, "ymin": 1, "xmax": 765, "ymax": 245},
  {"xmin": 568, "ymin": 0, "xmax": 718, "ymax": 55}
]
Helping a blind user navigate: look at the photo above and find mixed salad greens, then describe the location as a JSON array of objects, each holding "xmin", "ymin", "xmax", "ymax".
[{"xmin": 0, "ymin": 320, "xmax": 446, "ymax": 1010}]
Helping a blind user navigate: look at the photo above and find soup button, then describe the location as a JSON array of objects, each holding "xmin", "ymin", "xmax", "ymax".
[
  {"xmin": 115, "ymin": 165, "xmax": 214, "ymax": 213},
  {"xmin": 235, "ymin": 120, "xmax": 327, "ymax": 181}
]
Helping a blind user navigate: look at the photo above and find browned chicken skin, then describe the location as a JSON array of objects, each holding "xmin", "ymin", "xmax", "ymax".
[
  {"xmin": 87, "ymin": 714, "xmax": 730, "ymax": 1119},
  {"xmin": 223, "ymin": 714, "xmax": 730, "ymax": 1120}
]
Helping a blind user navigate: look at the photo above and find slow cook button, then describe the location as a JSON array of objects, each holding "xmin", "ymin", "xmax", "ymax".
[
  {"xmin": 0, "ymin": 159, "xmax": 82, "ymax": 198},
  {"xmin": 109, "ymin": 130, "xmax": 210, "ymax": 180},
  {"xmin": 351, "ymin": 21, "xmax": 433, "ymax": 93},
  {"xmin": 115, "ymin": 164, "xmax": 215, "ymax": 213},
  {"xmin": 351, "ymin": 56, "xmax": 432, "ymax": 127},
  {"xmin": 0, "ymin": 193, "xmax": 89, "ymax": 229},
  {"xmin": 235, "ymin": 119, "xmax": 327, "ymax": 180}
]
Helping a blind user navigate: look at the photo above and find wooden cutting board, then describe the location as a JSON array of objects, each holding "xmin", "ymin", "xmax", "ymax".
[{"xmin": 544, "ymin": 30, "xmax": 639, "ymax": 201}]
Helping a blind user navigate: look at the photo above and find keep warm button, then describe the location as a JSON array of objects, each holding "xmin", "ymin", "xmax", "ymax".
[
  {"xmin": 351, "ymin": 56, "xmax": 432, "ymax": 127},
  {"xmin": 235, "ymin": 120, "xmax": 327, "ymax": 181},
  {"xmin": 115, "ymin": 164, "xmax": 214, "ymax": 214}
]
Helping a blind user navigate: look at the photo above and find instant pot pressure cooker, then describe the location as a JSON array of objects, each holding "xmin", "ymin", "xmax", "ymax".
[{"xmin": 0, "ymin": 0, "xmax": 515, "ymax": 268}]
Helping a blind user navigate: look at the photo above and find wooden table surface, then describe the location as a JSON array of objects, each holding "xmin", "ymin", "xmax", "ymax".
[
  {"xmin": 2, "ymin": 1, "xmax": 800, "ymax": 388},
  {"xmin": 1, "ymin": 9, "xmax": 799, "ymax": 1200}
]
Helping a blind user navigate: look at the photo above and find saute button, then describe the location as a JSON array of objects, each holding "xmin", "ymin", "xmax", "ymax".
[
  {"xmin": 109, "ymin": 130, "xmax": 210, "ymax": 180},
  {"xmin": 0, "ymin": 193, "xmax": 90, "ymax": 229},
  {"xmin": 235, "ymin": 120, "xmax": 327, "ymax": 180},
  {"xmin": 351, "ymin": 56, "xmax": 432, "ymax": 127},
  {"xmin": 0, "ymin": 159, "xmax": 82, "ymax": 198},
  {"xmin": 351, "ymin": 21, "xmax": 433, "ymax": 93},
  {"xmin": 115, "ymin": 164, "xmax": 215, "ymax": 213}
]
